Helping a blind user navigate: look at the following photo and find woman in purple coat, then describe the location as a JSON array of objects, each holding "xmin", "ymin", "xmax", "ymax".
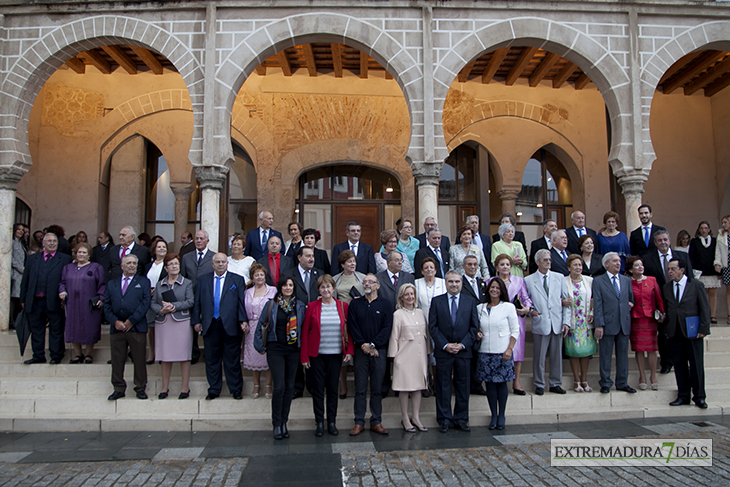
[{"xmin": 58, "ymin": 242, "xmax": 106, "ymax": 363}]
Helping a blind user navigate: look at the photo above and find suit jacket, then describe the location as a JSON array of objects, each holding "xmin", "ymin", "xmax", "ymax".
[
  {"xmin": 91, "ymin": 243, "xmax": 112, "ymax": 274},
  {"xmin": 313, "ymin": 247, "xmax": 331, "ymax": 275},
  {"xmin": 107, "ymin": 243, "xmax": 151, "ymax": 281},
  {"xmin": 416, "ymin": 233, "xmax": 451, "ymax": 250},
  {"xmin": 549, "ymin": 247, "xmax": 570, "ymax": 276},
  {"xmin": 528, "ymin": 236, "xmax": 550, "ymax": 274},
  {"xmin": 144, "ymin": 260, "xmax": 168, "ymax": 284},
  {"xmin": 19, "ymin": 251, "xmax": 73, "ymax": 313},
  {"xmin": 641, "ymin": 249, "xmax": 693, "ymax": 291},
  {"xmin": 178, "ymin": 240, "xmax": 195, "ymax": 257},
  {"xmin": 524, "ymin": 270, "xmax": 570, "ymax": 335},
  {"xmin": 191, "ymin": 272, "xmax": 246, "ymax": 337},
  {"xmin": 256, "ymin": 253, "xmax": 295, "ymax": 286},
  {"xmin": 330, "ymin": 241, "xmax": 377, "ymax": 275},
  {"xmin": 593, "ymin": 273, "xmax": 634, "ymax": 335},
  {"xmin": 582, "ymin": 253, "xmax": 606, "ymax": 277},
  {"xmin": 149, "ymin": 275, "xmax": 194, "ymax": 323},
  {"xmin": 428, "ymin": 293, "xmax": 479, "ymax": 358},
  {"xmin": 244, "ymin": 227, "xmax": 284, "ymax": 261},
  {"xmin": 103, "ymin": 274, "xmax": 152, "ymax": 332},
  {"xmin": 492, "ymin": 231, "xmax": 527, "ymax": 252},
  {"xmin": 461, "ymin": 275, "xmax": 486, "ymax": 303},
  {"xmin": 414, "ymin": 245, "xmax": 451, "ymax": 279},
  {"xmin": 291, "ymin": 266, "xmax": 323, "ymax": 303},
  {"xmin": 376, "ymin": 270, "xmax": 415, "ymax": 307},
  {"xmin": 630, "ymin": 224, "xmax": 666, "ymax": 256},
  {"xmin": 663, "ymin": 278, "xmax": 711, "ymax": 338},
  {"xmin": 566, "ymin": 227, "xmax": 597, "ymax": 255},
  {"xmin": 180, "ymin": 248, "xmax": 214, "ymax": 286}
]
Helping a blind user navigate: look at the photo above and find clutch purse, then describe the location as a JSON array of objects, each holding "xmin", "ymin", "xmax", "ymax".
[
  {"xmin": 349, "ymin": 286, "xmax": 362, "ymax": 299},
  {"xmin": 512, "ymin": 294, "xmax": 523, "ymax": 310},
  {"xmin": 89, "ymin": 296, "xmax": 101, "ymax": 311},
  {"xmin": 161, "ymin": 289, "xmax": 176, "ymax": 302}
]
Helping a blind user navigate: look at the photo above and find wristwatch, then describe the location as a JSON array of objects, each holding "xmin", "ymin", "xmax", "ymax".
[{"xmin": 369, "ymin": 342, "xmax": 375, "ymax": 350}]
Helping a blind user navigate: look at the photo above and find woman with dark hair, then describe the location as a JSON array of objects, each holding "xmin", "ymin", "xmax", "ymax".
[
  {"xmin": 451, "ymin": 225, "xmax": 490, "ymax": 277},
  {"xmin": 675, "ymin": 229, "xmax": 691, "ymax": 253},
  {"xmin": 243, "ymin": 263, "xmax": 276, "ymax": 399},
  {"xmin": 228, "ymin": 234, "xmax": 255, "ymax": 283},
  {"xmin": 137, "ymin": 232, "xmax": 152, "ymax": 248},
  {"xmin": 596, "ymin": 211, "xmax": 630, "ymax": 272},
  {"xmin": 302, "ymin": 228, "xmax": 331, "ymax": 274},
  {"xmin": 58, "ymin": 242, "xmax": 106, "ymax": 363},
  {"xmin": 144, "ymin": 239, "xmax": 168, "ymax": 364},
  {"xmin": 284, "ymin": 222, "xmax": 304, "ymax": 259},
  {"xmin": 376, "ymin": 229, "xmax": 413, "ymax": 274},
  {"xmin": 150, "ymin": 253, "xmax": 194, "ymax": 399},
  {"xmin": 75, "ymin": 231, "xmax": 88, "ymax": 244},
  {"xmin": 476, "ymin": 278, "xmax": 519, "ymax": 430},
  {"xmin": 690, "ymin": 221, "xmax": 720, "ymax": 324},
  {"xmin": 578, "ymin": 234, "xmax": 604, "ymax": 277},
  {"xmin": 255, "ymin": 275, "xmax": 306, "ymax": 440}
]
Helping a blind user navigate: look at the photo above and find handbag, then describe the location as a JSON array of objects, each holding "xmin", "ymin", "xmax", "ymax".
[{"xmin": 512, "ymin": 294, "xmax": 523, "ymax": 310}]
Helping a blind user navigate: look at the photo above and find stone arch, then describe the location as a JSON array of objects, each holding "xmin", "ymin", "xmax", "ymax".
[
  {"xmin": 434, "ymin": 17, "xmax": 631, "ymax": 172},
  {"xmin": 214, "ymin": 13, "xmax": 422, "ymax": 168},
  {"xmin": 0, "ymin": 15, "xmax": 204, "ymax": 175}
]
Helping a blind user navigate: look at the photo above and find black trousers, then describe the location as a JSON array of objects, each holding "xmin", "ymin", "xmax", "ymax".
[
  {"xmin": 202, "ymin": 318, "xmax": 243, "ymax": 396},
  {"xmin": 353, "ymin": 348, "xmax": 386, "ymax": 426},
  {"xmin": 657, "ymin": 322, "xmax": 673, "ymax": 369},
  {"xmin": 110, "ymin": 331, "xmax": 147, "ymax": 393},
  {"xmin": 267, "ymin": 343, "xmax": 299, "ymax": 427},
  {"xmin": 669, "ymin": 334, "xmax": 706, "ymax": 402},
  {"xmin": 434, "ymin": 354, "xmax": 470, "ymax": 426},
  {"xmin": 308, "ymin": 353, "xmax": 342, "ymax": 424},
  {"xmin": 27, "ymin": 298, "xmax": 65, "ymax": 361}
]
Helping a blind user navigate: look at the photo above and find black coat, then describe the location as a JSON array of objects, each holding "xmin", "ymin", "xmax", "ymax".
[
  {"xmin": 19, "ymin": 251, "xmax": 72, "ymax": 313},
  {"xmin": 528, "ymin": 237, "xmax": 550, "ymax": 275},
  {"xmin": 107, "ymin": 243, "xmax": 151, "ymax": 282},
  {"xmin": 330, "ymin": 241, "xmax": 377, "ymax": 275},
  {"xmin": 565, "ymin": 227, "xmax": 597, "ymax": 256},
  {"xmin": 629, "ymin": 224, "xmax": 666, "ymax": 256}
]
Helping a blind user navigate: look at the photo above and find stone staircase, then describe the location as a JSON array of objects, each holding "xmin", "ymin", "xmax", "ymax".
[{"xmin": 0, "ymin": 324, "xmax": 728, "ymax": 432}]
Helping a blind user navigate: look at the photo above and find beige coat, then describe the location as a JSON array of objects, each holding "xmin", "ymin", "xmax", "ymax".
[
  {"xmin": 714, "ymin": 231, "xmax": 729, "ymax": 269},
  {"xmin": 388, "ymin": 308, "xmax": 431, "ymax": 392}
]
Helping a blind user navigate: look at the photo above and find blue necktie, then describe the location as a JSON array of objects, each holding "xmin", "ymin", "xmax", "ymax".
[
  {"xmin": 262, "ymin": 229, "xmax": 268, "ymax": 247},
  {"xmin": 213, "ymin": 276, "xmax": 222, "ymax": 319},
  {"xmin": 612, "ymin": 276, "xmax": 620, "ymax": 298},
  {"xmin": 450, "ymin": 295, "xmax": 457, "ymax": 326},
  {"xmin": 644, "ymin": 227, "xmax": 649, "ymax": 247},
  {"xmin": 435, "ymin": 248, "xmax": 445, "ymax": 277}
]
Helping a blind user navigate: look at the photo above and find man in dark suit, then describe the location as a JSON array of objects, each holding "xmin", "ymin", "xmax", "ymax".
[
  {"xmin": 629, "ymin": 204, "xmax": 666, "ymax": 256},
  {"xmin": 642, "ymin": 230, "xmax": 693, "ymax": 374},
  {"xmin": 107, "ymin": 226, "xmax": 150, "ymax": 281},
  {"xmin": 376, "ymin": 252, "xmax": 415, "ymax": 307},
  {"xmin": 549, "ymin": 230, "xmax": 570, "ymax": 276},
  {"xmin": 565, "ymin": 211, "xmax": 597, "ymax": 255},
  {"xmin": 181, "ymin": 230, "xmax": 215, "ymax": 287},
  {"xmin": 665, "ymin": 258, "xmax": 711, "ymax": 408},
  {"xmin": 244, "ymin": 211, "xmax": 283, "ymax": 261},
  {"xmin": 19, "ymin": 232, "xmax": 73, "ymax": 364},
  {"xmin": 91, "ymin": 231, "xmax": 113, "ymax": 274},
  {"xmin": 414, "ymin": 227, "xmax": 450, "ymax": 279},
  {"xmin": 256, "ymin": 235, "xmax": 294, "ymax": 286},
  {"xmin": 330, "ymin": 221, "xmax": 377, "ymax": 275},
  {"xmin": 491, "ymin": 213, "xmax": 527, "ymax": 251},
  {"xmin": 460, "ymin": 215, "xmax": 495, "ymax": 277},
  {"xmin": 593, "ymin": 252, "xmax": 636, "ymax": 394},
  {"xmin": 192, "ymin": 253, "xmax": 246, "ymax": 400},
  {"xmin": 178, "ymin": 231, "xmax": 194, "ymax": 257},
  {"xmin": 292, "ymin": 246, "xmax": 322, "ymax": 304},
  {"xmin": 429, "ymin": 270, "xmax": 479, "ymax": 433},
  {"xmin": 528, "ymin": 219, "xmax": 557, "ymax": 274},
  {"xmin": 461, "ymin": 254, "xmax": 487, "ymax": 396},
  {"xmin": 416, "ymin": 217, "xmax": 451, "ymax": 249},
  {"xmin": 103, "ymin": 254, "xmax": 151, "ymax": 400}
]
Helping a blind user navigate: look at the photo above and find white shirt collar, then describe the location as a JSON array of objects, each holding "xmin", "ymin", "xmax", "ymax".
[
  {"xmin": 658, "ymin": 248, "xmax": 673, "ymax": 258},
  {"xmin": 387, "ymin": 269, "xmax": 397, "ymax": 280},
  {"xmin": 214, "ymin": 271, "xmax": 227, "ymax": 280},
  {"xmin": 642, "ymin": 223, "xmax": 653, "ymax": 230},
  {"xmin": 429, "ymin": 244, "xmax": 440, "ymax": 253}
]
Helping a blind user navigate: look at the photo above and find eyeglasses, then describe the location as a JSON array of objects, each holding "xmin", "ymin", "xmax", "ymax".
[{"xmin": 362, "ymin": 280, "xmax": 377, "ymax": 284}]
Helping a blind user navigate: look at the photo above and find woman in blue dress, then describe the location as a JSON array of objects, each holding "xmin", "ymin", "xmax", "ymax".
[{"xmin": 595, "ymin": 211, "xmax": 631, "ymax": 272}]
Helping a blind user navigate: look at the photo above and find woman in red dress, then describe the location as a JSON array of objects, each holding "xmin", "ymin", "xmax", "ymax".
[{"xmin": 626, "ymin": 255, "xmax": 665, "ymax": 390}]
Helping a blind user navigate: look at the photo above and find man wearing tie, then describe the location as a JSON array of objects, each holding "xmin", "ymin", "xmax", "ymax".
[
  {"xmin": 665, "ymin": 258, "xmax": 711, "ymax": 409},
  {"xmin": 528, "ymin": 220, "xmax": 557, "ymax": 274},
  {"xmin": 414, "ymin": 227, "xmax": 450, "ymax": 279},
  {"xmin": 244, "ymin": 211, "xmax": 283, "ymax": 261},
  {"xmin": 292, "ymin": 247, "xmax": 322, "ymax": 304},
  {"xmin": 463, "ymin": 215, "xmax": 495, "ymax": 277},
  {"xmin": 181, "ymin": 229, "xmax": 215, "ymax": 364},
  {"xmin": 107, "ymin": 226, "xmax": 150, "ymax": 281},
  {"xmin": 20, "ymin": 233, "xmax": 73, "ymax": 364},
  {"xmin": 91, "ymin": 231, "xmax": 113, "ymax": 272},
  {"xmin": 461, "ymin": 254, "xmax": 487, "ymax": 396},
  {"xmin": 330, "ymin": 221, "xmax": 377, "ymax": 275},
  {"xmin": 629, "ymin": 204, "xmax": 666, "ymax": 256},
  {"xmin": 416, "ymin": 217, "xmax": 451, "ymax": 249},
  {"xmin": 104, "ymin": 254, "xmax": 151, "ymax": 400},
  {"xmin": 593, "ymin": 252, "xmax": 636, "ymax": 394},
  {"xmin": 549, "ymin": 230, "xmax": 571, "ymax": 276},
  {"xmin": 256, "ymin": 236, "xmax": 294, "ymax": 286},
  {"xmin": 429, "ymin": 271, "xmax": 479, "ymax": 433},
  {"xmin": 192, "ymin": 253, "xmax": 247, "ymax": 400},
  {"xmin": 566, "ymin": 211, "xmax": 597, "ymax": 255}
]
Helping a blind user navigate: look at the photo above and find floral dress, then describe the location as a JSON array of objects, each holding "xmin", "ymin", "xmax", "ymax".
[{"xmin": 564, "ymin": 278, "xmax": 597, "ymax": 357}]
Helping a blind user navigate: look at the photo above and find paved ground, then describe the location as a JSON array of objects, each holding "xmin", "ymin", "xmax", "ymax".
[{"xmin": 0, "ymin": 414, "xmax": 727, "ymax": 486}]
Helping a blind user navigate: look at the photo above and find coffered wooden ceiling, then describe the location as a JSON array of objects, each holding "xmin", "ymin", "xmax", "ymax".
[{"xmin": 64, "ymin": 45, "xmax": 173, "ymax": 75}]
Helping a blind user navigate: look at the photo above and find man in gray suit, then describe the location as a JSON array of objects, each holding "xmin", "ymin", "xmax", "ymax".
[
  {"xmin": 524, "ymin": 249, "xmax": 570, "ymax": 395},
  {"xmin": 593, "ymin": 252, "xmax": 636, "ymax": 394},
  {"xmin": 376, "ymin": 251, "xmax": 415, "ymax": 308},
  {"xmin": 181, "ymin": 230, "xmax": 214, "ymax": 287}
]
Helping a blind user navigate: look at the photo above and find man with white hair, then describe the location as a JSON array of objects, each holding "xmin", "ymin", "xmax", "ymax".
[
  {"xmin": 462, "ymin": 215, "xmax": 494, "ymax": 277},
  {"xmin": 107, "ymin": 226, "xmax": 150, "ymax": 281},
  {"xmin": 528, "ymin": 219, "xmax": 558, "ymax": 274},
  {"xmin": 181, "ymin": 229, "xmax": 214, "ymax": 286},
  {"xmin": 566, "ymin": 211, "xmax": 597, "ymax": 255},
  {"xmin": 245, "ymin": 211, "xmax": 283, "ymax": 260},
  {"xmin": 549, "ymin": 230, "xmax": 570, "ymax": 276},
  {"xmin": 416, "ymin": 217, "xmax": 451, "ymax": 250}
]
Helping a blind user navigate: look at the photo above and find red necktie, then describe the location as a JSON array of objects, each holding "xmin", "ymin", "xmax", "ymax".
[
  {"xmin": 270, "ymin": 254, "xmax": 279, "ymax": 283},
  {"xmin": 393, "ymin": 274, "xmax": 398, "ymax": 287}
]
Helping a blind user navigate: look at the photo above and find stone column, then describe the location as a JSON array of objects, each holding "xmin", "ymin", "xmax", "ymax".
[
  {"xmin": 194, "ymin": 166, "xmax": 227, "ymax": 252},
  {"xmin": 171, "ymin": 184, "xmax": 195, "ymax": 253},
  {"xmin": 0, "ymin": 171, "xmax": 22, "ymax": 331},
  {"xmin": 498, "ymin": 185, "xmax": 521, "ymax": 217},
  {"xmin": 617, "ymin": 171, "xmax": 648, "ymax": 232},
  {"xmin": 413, "ymin": 163, "xmax": 441, "ymax": 229}
]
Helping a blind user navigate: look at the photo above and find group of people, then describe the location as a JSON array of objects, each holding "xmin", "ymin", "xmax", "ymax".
[{"xmin": 11, "ymin": 204, "xmax": 725, "ymax": 436}]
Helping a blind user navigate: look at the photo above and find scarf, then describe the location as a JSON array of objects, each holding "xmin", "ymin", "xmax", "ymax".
[{"xmin": 277, "ymin": 294, "xmax": 298, "ymax": 345}]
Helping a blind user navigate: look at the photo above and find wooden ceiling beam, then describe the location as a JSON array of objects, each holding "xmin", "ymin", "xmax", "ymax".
[
  {"xmin": 658, "ymin": 51, "xmax": 702, "ymax": 85},
  {"xmin": 302, "ymin": 44, "xmax": 317, "ymax": 77},
  {"xmin": 385, "ymin": 70, "xmax": 393, "ymax": 80},
  {"xmin": 360, "ymin": 51, "xmax": 368, "ymax": 79},
  {"xmin": 505, "ymin": 47, "xmax": 538, "ymax": 86},
  {"xmin": 80, "ymin": 50, "xmax": 111, "ymax": 74},
  {"xmin": 553, "ymin": 61, "xmax": 577, "ymax": 88},
  {"xmin": 458, "ymin": 59, "xmax": 477, "ymax": 83},
  {"xmin": 704, "ymin": 72, "xmax": 730, "ymax": 97},
  {"xmin": 331, "ymin": 43, "xmax": 343, "ymax": 78},
  {"xmin": 684, "ymin": 55, "xmax": 730, "ymax": 95},
  {"xmin": 482, "ymin": 47, "xmax": 509, "ymax": 84},
  {"xmin": 65, "ymin": 56, "xmax": 85, "ymax": 74},
  {"xmin": 130, "ymin": 46, "xmax": 164, "ymax": 75},
  {"xmin": 276, "ymin": 49, "xmax": 292, "ymax": 76},
  {"xmin": 529, "ymin": 52, "xmax": 559, "ymax": 87},
  {"xmin": 255, "ymin": 65, "xmax": 266, "ymax": 76},
  {"xmin": 101, "ymin": 45, "xmax": 137, "ymax": 75},
  {"xmin": 574, "ymin": 73, "xmax": 591, "ymax": 90},
  {"xmin": 662, "ymin": 50, "xmax": 723, "ymax": 94}
]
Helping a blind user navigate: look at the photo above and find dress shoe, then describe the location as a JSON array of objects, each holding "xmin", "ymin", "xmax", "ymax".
[
  {"xmin": 293, "ymin": 391, "xmax": 304, "ymax": 399},
  {"xmin": 600, "ymin": 386, "xmax": 611, "ymax": 393},
  {"xmin": 534, "ymin": 387, "xmax": 544, "ymax": 396},
  {"xmin": 281, "ymin": 423, "xmax": 290, "ymax": 438},
  {"xmin": 108, "ymin": 391, "xmax": 125, "ymax": 401},
  {"xmin": 191, "ymin": 356, "xmax": 200, "ymax": 365},
  {"xmin": 454, "ymin": 422, "xmax": 471, "ymax": 432},
  {"xmin": 205, "ymin": 393, "xmax": 219, "ymax": 400},
  {"xmin": 695, "ymin": 399, "xmax": 708, "ymax": 409},
  {"xmin": 370, "ymin": 424, "xmax": 389, "ymax": 435},
  {"xmin": 232, "ymin": 392, "xmax": 243, "ymax": 400},
  {"xmin": 669, "ymin": 398, "xmax": 690, "ymax": 406},
  {"xmin": 339, "ymin": 393, "xmax": 347, "ymax": 400},
  {"xmin": 488, "ymin": 417, "xmax": 498, "ymax": 430},
  {"xmin": 660, "ymin": 366, "xmax": 673, "ymax": 374},
  {"xmin": 49, "ymin": 359, "xmax": 61, "ymax": 364},
  {"xmin": 273, "ymin": 426, "xmax": 283, "ymax": 440},
  {"xmin": 549, "ymin": 386, "xmax": 566, "ymax": 394},
  {"xmin": 513, "ymin": 388, "xmax": 526, "ymax": 396},
  {"xmin": 136, "ymin": 391, "xmax": 148, "ymax": 400},
  {"xmin": 328, "ymin": 423, "xmax": 339, "ymax": 436},
  {"xmin": 23, "ymin": 358, "xmax": 46, "ymax": 365},
  {"xmin": 496, "ymin": 417, "xmax": 505, "ymax": 431},
  {"xmin": 349, "ymin": 424, "xmax": 365, "ymax": 436},
  {"xmin": 315, "ymin": 422, "xmax": 324, "ymax": 437},
  {"xmin": 439, "ymin": 423, "xmax": 450, "ymax": 433},
  {"xmin": 178, "ymin": 391, "xmax": 190, "ymax": 400},
  {"xmin": 617, "ymin": 385, "xmax": 637, "ymax": 393},
  {"xmin": 158, "ymin": 390, "xmax": 168, "ymax": 400}
]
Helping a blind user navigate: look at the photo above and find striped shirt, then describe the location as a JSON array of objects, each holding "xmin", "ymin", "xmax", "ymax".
[{"xmin": 318, "ymin": 302, "xmax": 342, "ymax": 355}]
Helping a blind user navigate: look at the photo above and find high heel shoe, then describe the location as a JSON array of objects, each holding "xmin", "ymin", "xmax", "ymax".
[
  {"xmin": 496, "ymin": 417, "xmax": 505, "ymax": 430},
  {"xmin": 265, "ymin": 385, "xmax": 273, "ymax": 399},
  {"xmin": 489, "ymin": 416, "xmax": 498, "ymax": 430},
  {"xmin": 178, "ymin": 390, "xmax": 190, "ymax": 399},
  {"xmin": 411, "ymin": 418, "xmax": 428, "ymax": 432},
  {"xmin": 651, "ymin": 383, "xmax": 659, "ymax": 391},
  {"xmin": 251, "ymin": 385, "xmax": 260, "ymax": 399},
  {"xmin": 273, "ymin": 426, "xmax": 283, "ymax": 440},
  {"xmin": 581, "ymin": 382, "xmax": 592, "ymax": 392},
  {"xmin": 401, "ymin": 420, "xmax": 416, "ymax": 433},
  {"xmin": 282, "ymin": 423, "xmax": 290, "ymax": 438},
  {"xmin": 639, "ymin": 383, "xmax": 647, "ymax": 390},
  {"xmin": 158, "ymin": 390, "xmax": 168, "ymax": 399},
  {"xmin": 574, "ymin": 381, "xmax": 584, "ymax": 392}
]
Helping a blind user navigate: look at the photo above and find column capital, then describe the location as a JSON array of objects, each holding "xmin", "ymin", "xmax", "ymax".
[
  {"xmin": 497, "ymin": 185, "xmax": 521, "ymax": 201},
  {"xmin": 0, "ymin": 167, "xmax": 23, "ymax": 191},
  {"xmin": 170, "ymin": 183, "xmax": 195, "ymax": 198},
  {"xmin": 412, "ymin": 162, "xmax": 441, "ymax": 188},
  {"xmin": 194, "ymin": 165, "xmax": 228, "ymax": 191},
  {"xmin": 615, "ymin": 169, "xmax": 649, "ymax": 196}
]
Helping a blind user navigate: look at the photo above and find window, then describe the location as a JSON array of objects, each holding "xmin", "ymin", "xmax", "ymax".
[
  {"xmin": 439, "ymin": 144, "xmax": 478, "ymax": 240},
  {"xmin": 227, "ymin": 143, "xmax": 257, "ymax": 241},
  {"xmin": 516, "ymin": 148, "xmax": 572, "ymax": 231}
]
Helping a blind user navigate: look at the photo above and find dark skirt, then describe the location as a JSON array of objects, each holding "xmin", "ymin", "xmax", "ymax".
[{"xmin": 476, "ymin": 352, "xmax": 515, "ymax": 383}]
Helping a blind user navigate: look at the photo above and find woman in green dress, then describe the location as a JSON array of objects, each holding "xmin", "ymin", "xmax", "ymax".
[
  {"xmin": 490, "ymin": 224, "xmax": 527, "ymax": 277},
  {"xmin": 563, "ymin": 254, "xmax": 597, "ymax": 392}
]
